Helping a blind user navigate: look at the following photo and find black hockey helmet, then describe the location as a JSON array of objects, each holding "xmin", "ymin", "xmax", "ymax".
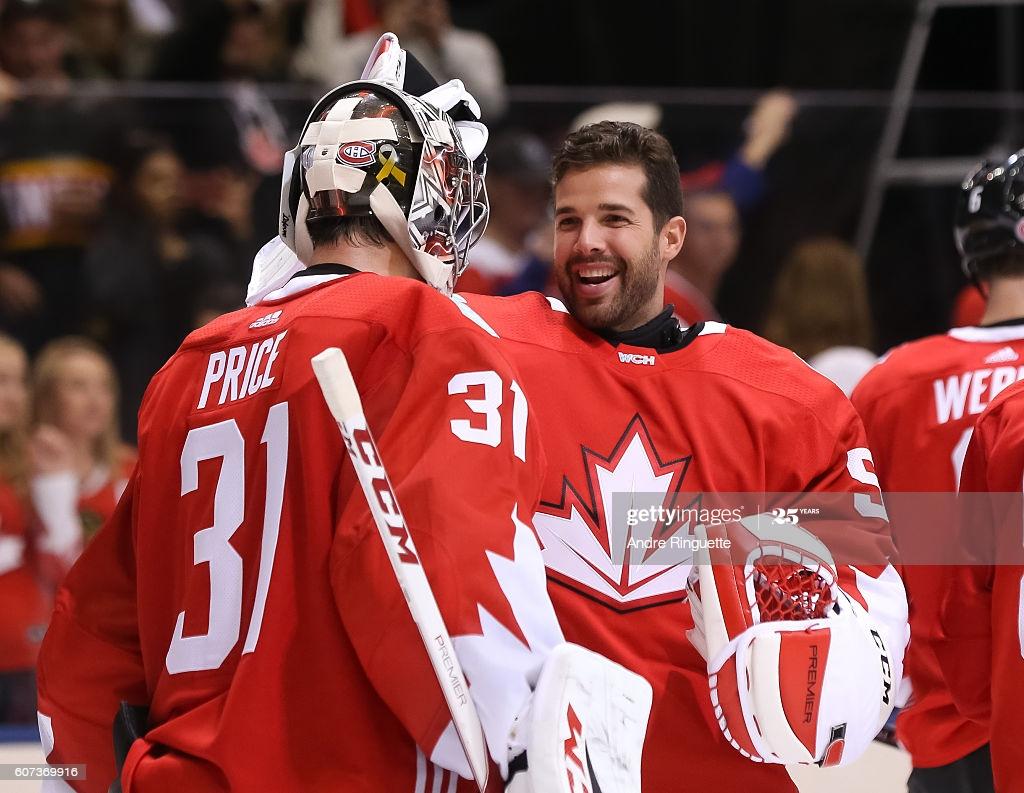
[{"xmin": 955, "ymin": 148, "xmax": 1024, "ymax": 279}]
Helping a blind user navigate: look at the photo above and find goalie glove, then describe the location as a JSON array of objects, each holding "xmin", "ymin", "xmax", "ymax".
[
  {"xmin": 505, "ymin": 643, "xmax": 652, "ymax": 793},
  {"xmin": 686, "ymin": 514, "xmax": 897, "ymax": 767}
]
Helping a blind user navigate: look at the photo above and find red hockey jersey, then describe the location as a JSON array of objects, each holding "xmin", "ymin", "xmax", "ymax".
[
  {"xmin": 460, "ymin": 292, "xmax": 907, "ymax": 792},
  {"xmin": 36, "ymin": 272, "xmax": 563, "ymax": 793},
  {"xmin": 936, "ymin": 377, "xmax": 1024, "ymax": 792},
  {"xmin": 31, "ymin": 452, "xmax": 138, "ymax": 588},
  {"xmin": 0, "ymin": 477, "xmax": 50, "ymax": 672},
  {"xmin": 852, "ymin": 323, "xmax": 1024, "ymax": 767},
  {"xmin": 76, "ymin": 453, "xmax": 135, "ymax": 545}
]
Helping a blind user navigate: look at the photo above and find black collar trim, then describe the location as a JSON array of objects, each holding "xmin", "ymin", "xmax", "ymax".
[
  {"xmin": 595, "ymin": 306, "xmax": 702, "ymax": 353},
  {"xmin": 980, "ymin": 316, "xmax": 1024, "ymax": 329},
  {"xmin": 291, "ymin": 263, "xmax": 360, "ymax": 279}
]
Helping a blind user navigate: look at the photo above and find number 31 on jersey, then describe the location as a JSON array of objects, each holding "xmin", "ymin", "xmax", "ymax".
[
  {"xmin": 166, "ymin": 402, "xmax": 288, "ymax": 675},
  {"xmin": 448, "ymin": 371, "xmax": 528, "ymax": 462}
]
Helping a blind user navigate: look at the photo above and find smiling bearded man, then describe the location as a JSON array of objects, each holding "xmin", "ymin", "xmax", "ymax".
[
  {"xmin": 551, "ymin": 137, "xmax": 683, "ymax": 333},
  {"xmin": 455, "ymin": 121, "xmax": 909, "ymax": 791}
]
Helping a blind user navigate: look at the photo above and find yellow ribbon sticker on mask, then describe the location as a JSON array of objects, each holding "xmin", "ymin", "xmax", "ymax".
[{"xmin": 376, "ymin": 146, "xmax": 407, "ymax": 186}]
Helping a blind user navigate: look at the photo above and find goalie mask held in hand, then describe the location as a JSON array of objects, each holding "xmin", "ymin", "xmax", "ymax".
[{"xmin": 279, "ymin": 33, "xmax": 489, "ymax": 295}]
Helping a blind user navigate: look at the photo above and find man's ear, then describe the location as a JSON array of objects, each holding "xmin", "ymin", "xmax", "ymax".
[{"xmin": 662, "ymin": 216, "xmax": 686, "ymax": 261}]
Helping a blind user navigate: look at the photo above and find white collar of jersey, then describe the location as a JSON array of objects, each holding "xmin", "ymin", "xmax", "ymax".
[
  {"xmin": 247, "ymin": 236, "xmax": 306, "ymax": 305},
  {"xmin": 260, "ymin": 272, "xmax": 350, "ymax": 303},
  {"xmin": 948, "ymin": 324, "xmax": 1024, "ymax": 343},
  {"xmin": 699, "ymin": 321, "xmax": 727, "ymax": 336}
]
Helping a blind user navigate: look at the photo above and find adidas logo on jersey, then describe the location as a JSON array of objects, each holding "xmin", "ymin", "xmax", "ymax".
[
  {"xmin": 618, "ymin": 352, "xmax": 656, "ymax": 366},
  {"xmin": 249, "ymin": 310, "xmax": 283, "ymax": 329},
  {"xmin": 984, "ymin": 346, "xmax": 1019, "ymax": 364}
]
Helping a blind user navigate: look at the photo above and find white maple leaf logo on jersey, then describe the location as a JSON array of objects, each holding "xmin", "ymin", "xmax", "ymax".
[
  {"xmin": 533, "ymin": 416, "xmax": 695, "ymax": 611},
  {"xmin": 450, "ymin": 505, "xmax": 564, "ymax": 774}
]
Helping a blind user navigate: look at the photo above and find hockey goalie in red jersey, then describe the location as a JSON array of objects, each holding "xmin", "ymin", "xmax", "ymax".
[
  {"xmin": 456, "ymin": 121, "xmax": 909, "ymax": 791},
  {"xmin": 850, "ymin": 151, "xmax": 1024, "ymax": 790},
  {"xmin": 938, "ymin": 377, "xmax": 1024, "ymax": 793},
  {"xmin": 35, "ymin": 37, "xmax": 653, "ymax": 793}
]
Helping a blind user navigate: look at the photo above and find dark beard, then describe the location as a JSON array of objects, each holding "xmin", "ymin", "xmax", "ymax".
[{"xmin": 558, "ymin": 240, "xmax": 662, "ymax": 331}]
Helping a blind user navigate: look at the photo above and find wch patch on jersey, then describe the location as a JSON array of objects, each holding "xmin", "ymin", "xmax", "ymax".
[
  {"xmin": 198, "ymin": 331, "xmax": 287, "ymax": 409},
  {"xmin": 532, "ymin": 415, "xmax": 694, "ymax": 610},
  {"xmin": 617, "ymin": 351, "xmax": 656, "ymax": 366}
]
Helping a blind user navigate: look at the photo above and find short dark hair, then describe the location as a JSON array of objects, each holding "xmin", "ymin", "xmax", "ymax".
[
  {"xmin": 975, "ymin": 250, "xmax": 1024, "ymax": 281},
  {"xmin": 0, "ymin": 0, "xmax": 68, "ymax": 30},
  {"xmin": 306, "ymin": 215, "xmax": 395, "ymax": 250},
  {"xmin": 552, "ymin": 121, "xmax": 683, "ymax": 228},
  {"xmin": 682, "ymin": 186, "xmax": 736, "ymax": 215}
]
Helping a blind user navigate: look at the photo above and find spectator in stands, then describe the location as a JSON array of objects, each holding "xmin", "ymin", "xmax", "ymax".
[
  {"xmin": 149, "ymin": 2, "xmax": 291, "ymax": 280},
  {"xmin": 84, "ymin": 133, "xmax": 231, "ymax": 439},
  {"xmin": 763, "ymin": 237, "xmax": 876, "ymax": 396},
  {"xmin": 191, "ymin": 281, "xmax": 244, "ymax": 329},
  {"xmin": 28, "ymin": 338, "xmax": 136, "ymax": 579},
  {"xmin": 457, "ymin": 129, "xmax": 552, "ymax": 296},
  {"xmin": 68, "ymin": 0, "xmax": 156, "ymax": 79},
  {"xmin": 670, "ymin": 92, "xmax": 798, "ymax": 323},
  {"xmin": 0, "ymin": 0, "xmax": 116, "ymax": 352},
  {"xmin": 184, "ymin": 158, "xmax": 268, "ymax": 285},
  {"xmin": 571, "ymin": 92, "xmax": 798, "ymax": 215},
  {"xmin": 293, "ymin": 0, "xmax": 508, "ymax": 119},
  {"xmin": 219, "ymin": 1, "xmax": 290, "ymax": 82},
  {"xmin": 292, "ymin": 0, "xmax": 379, "ymax": 84},
  {"xmin": 0, "ymin": 334, "xmax": 49, "ymax": 723},
  {"xmin": 150, "ymin": 0, "xmax": 289, "ymax": 83},
  {"xmin": 666, "ymin": 188, "xmax": 738, "ymax": 325}
]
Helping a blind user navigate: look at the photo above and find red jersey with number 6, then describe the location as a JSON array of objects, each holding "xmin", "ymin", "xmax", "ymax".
[
  {"xmin": 852, "ymin": 323, "xmax": 1024, "ymax": 767},
  {"xmin": 36, "ymin": 271, "xmax": 563, "ymax": 793}
]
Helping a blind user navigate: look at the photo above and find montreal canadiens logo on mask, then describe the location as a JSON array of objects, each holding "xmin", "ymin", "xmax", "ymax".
[{"xmin": 337, "ymin": 141, "xmax": 377, "ymax": 167}]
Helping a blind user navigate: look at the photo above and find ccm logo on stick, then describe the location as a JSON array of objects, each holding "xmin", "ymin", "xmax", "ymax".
[{"xmin": 346, "ymin": 427, "xmax": 419, "ymax": 565}]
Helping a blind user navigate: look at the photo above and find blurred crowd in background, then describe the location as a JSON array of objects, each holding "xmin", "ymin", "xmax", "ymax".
[{"xmin": 0, "ymin": 0, "xmax": 1013, "ymax": 721}]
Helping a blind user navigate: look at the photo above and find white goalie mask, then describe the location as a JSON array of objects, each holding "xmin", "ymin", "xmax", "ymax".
[{"xmin": 278, "ymin": 35, "xmax": 489, "ymax": 295}]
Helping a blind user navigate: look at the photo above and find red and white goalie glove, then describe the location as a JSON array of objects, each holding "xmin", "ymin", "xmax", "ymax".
[{"xmin": 686, "ymin": 514, "xmax": 897, "ymax": 767}]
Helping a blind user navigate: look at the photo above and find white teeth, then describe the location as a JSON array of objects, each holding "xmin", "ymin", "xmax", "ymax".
[{"xmin": 577, "ymin": 267, "xmax": 615, "ymax": 279}]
